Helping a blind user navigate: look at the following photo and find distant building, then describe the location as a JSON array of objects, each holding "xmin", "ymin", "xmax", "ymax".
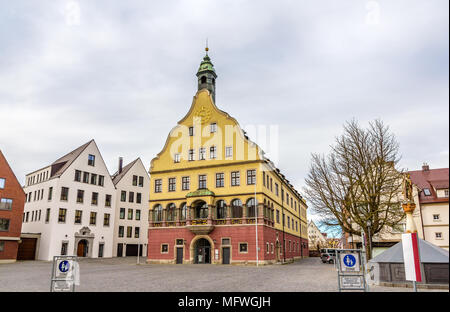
[
  {"xmin": 111, "ymin": 157, "xmax": 149, "ymax": 257},
  {"xmin": 308, "ymin": 220, "xmax": 327, "ymax": 252},
  {"xmin": 409, "ymin": 164, "xmax": 449, "ymax": 251},
  {"xmin": 21, "ymin": 140, "xmax": 117, "ymax": 260},
  {"xmin": 0, "ymin": 150, "xmax": 26, "ymax": 263}
]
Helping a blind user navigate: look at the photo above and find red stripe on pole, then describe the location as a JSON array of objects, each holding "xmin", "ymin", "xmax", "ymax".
[{"xmin": 411, "ymin": 233, "xmax": 422, "ymax": 282}]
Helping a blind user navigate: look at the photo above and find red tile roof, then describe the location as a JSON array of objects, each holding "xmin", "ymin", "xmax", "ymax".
[{"xmin": 409, "ymin": 167, "xmax": 449, "ymax": 204}]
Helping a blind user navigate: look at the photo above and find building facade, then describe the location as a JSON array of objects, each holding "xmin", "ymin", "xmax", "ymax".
[
  {"xmin": 307, "ymin": 220, "xmax": 327, "ymax": 254},
  {"xmin": 112, "ymin": 158, "xmax": 150, "ymax": 257},
  {"xmin": 0, "ymin": 150, "xmax": 26, "ymax": 263},
  {"xmin": 147, "ymin": 50, "xmax": 308, "ymax": 265},
  {"xmin": 21, "ymin": 140, "xmax": 117, "ymax": 260},
  {"xmin": 409, "ymin": 164, "xmax": 449, "ymax": 250}
]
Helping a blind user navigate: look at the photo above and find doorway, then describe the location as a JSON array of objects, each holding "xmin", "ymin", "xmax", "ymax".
[
  {"xmin": 222, "ymin": 247, "xmax": 230, "ymax": 264},
  {"xmin": 176, "ymin": 247, "xmax": 184, "ymax": 264},
  {"xmin": 77, "ymin": 239, "xmax": 88, "ymax": 257},
  {"xmin": 194, "ymin": 238, "xmax": 211, "ymax": 264},
  {"xmin": 117, "ymin": 243, "xmax": 123, "ymax": 257}
]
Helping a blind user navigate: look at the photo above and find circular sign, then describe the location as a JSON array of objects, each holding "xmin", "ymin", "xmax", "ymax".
[
  {"xmin": 343, "ymin": 254, "xmax": 356, "ymax": 267},
  {"xmin": 59, "ymin": 260, "xmax": 70, "ymax": 273}
]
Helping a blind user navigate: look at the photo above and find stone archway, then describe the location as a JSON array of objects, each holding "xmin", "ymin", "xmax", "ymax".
[
  {"xmin": 74, "ymin": 227, "xmax": 94, "ymax": 258},
  {"xmin": 77, "ymin": 239, "xmax": 89, "ymax": 257},
  {"xmin": 189, "ymin": 235, "xmax": 215, "ymax": 264}
]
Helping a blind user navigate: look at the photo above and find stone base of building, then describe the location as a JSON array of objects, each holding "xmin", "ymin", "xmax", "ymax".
[
  {"xmin": 0, "ymin": 259, "xmax": 17, "ymax": 264},
  {"xmin": 147, "ymin": 224, "xmax": 309, "ymax": 265}
]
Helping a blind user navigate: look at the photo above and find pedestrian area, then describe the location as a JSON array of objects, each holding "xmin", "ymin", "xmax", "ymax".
[{"xmin": 0, "ymin": 257, "xmax": 446, "ymax": 292}]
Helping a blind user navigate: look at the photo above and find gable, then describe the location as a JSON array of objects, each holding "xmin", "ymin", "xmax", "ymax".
[{"xmin": 150, "ymin": 89, "xmax": 263, "ymax": 172}]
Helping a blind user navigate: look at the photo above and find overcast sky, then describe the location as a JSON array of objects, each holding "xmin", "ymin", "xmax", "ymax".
[{"xmin": 1, "ymin": 1, "xmax": 448, "ymax": 228}]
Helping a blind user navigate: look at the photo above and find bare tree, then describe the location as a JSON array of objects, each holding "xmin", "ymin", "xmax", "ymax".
[{"xmin": 304, "ymin": 119, "xmax": 404, "ymax": 260}]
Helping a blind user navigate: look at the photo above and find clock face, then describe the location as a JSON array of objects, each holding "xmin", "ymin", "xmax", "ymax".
[{"xmin": 194, "ymin": 105, "xmax": 212, "ymax": 124}]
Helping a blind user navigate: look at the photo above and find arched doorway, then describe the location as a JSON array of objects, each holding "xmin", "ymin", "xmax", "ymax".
[
  {"xmin": 194, "ymin": 238, "xmax": 211, "ymax": 264},
  {"xmin": 77, "ymin": 239, "xmax": 88, "ymax": 257}
]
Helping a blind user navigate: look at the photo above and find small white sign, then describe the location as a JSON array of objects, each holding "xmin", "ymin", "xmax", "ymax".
[
  {"xmin": 340, "ymin": 275, "xmax": 363, "ymax": 288},
  {"xmin": 339, "ymin": 253, "xmax": 360, "ymax": 272},
  {"xmin": 215, "ymin": 249, "xmax": 219, "ymax": 260}
]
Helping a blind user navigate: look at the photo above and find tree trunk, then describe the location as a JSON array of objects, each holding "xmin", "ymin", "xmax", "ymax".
[{"xmin": 363, "ymin": 228, "xmax": 373, "ymax": 261}]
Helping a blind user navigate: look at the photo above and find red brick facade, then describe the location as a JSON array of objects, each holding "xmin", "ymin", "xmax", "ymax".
[
  {"xmin": 148, "ymin": 224, "xmax": 309, "ymax": 264},
  {"xmin": 0, "ymin": 150, "xmax": 26, "ymax": 262}
]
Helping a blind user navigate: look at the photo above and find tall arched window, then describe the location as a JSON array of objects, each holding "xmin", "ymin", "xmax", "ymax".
[
  {"xmin": 195, "ymin": 201, "xmax": 208, "ymax": 219},
  {"xmin": 154, "ymin": 204, "xmax": 163, "ymax": 222},
  {"xmin": 216, "ymin": 200, "xmax": 227, "ymax": 219},
  {"xmin": 246, "ymin": 198, "xmax": 258, "ymax": 218},
  {"xmin": 231, "ymin": 199, "xmax": 242, "ymax": 218},
  {"xmin": 166, "ymin": 203, "xmax": 176, "ymax": 221},
  {"xmin": 180, "ymin": 202, "xmax": 187, "ymax": 220}
]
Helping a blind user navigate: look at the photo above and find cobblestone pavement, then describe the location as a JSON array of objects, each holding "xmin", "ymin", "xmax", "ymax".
[{"xmin": 0, "ymin": 257, "xmax": 446, "ymax": 292}]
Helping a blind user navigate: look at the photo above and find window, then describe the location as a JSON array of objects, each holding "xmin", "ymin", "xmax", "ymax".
[
  {"xmin": 88, "ymin": 154, "xmax": 95, "ymax": 166},
  {"xmin": 127, "ymin": 226, "xmax": 132, "ymax": 238},
  {"xmin": 154, "ymin": 205, "xmax": 163, "ymax": 222},
  {"xmin": 60, "ymin": 187, "xmax": 69, "ymax": 201},
  {"xmin": 275, "ymin": 183, "xmax": 279, "ymax": 196},
  {"xmin": 103, "ymin": 213, "xmax": 110, "ymax": 226},
  {"xmin": 25, "ymin": 212, "xmax": 29, "ymax": 222},
  {"xmin": 61, "ymin": 242, "xmax": 68, "ymax": 256},
  {"xmin": 180, "ymin": 203, "xmax": 187, "ymax": 220},
  {"xmin": 239, "ymin": 243, "xmax": 248, "ymax": 253},
  {"xmin": 118, "ymin": 226, "xmax": 124, "ymax": 237},
  {"xmin": 199, "ymin": 148, "xmax": 206, "ymax": 160},
  {"xmin": 45, "ymin": 208, "xmax": 50, "ymax": 223},
  {"xmin": 176, "ymin": 239, "xmax": 184, "ymax": 245},
  {"xmin": 270, "ymin": 178, "xmax": 273, "ymax": 191},
  {"xmin": 216, "ymin": 200, "xmax": 227, "ymax": 219},
  {"xmin": 74, "ymin": 170, "xmax": 81, "ymax": 182},
  {"xmin": 76, "ymin": 190, "xmax": 84, "ymax": 203},
  {"xmin": 136, "ymin": 209, "xmax": 141, "ymax": 221},
  {"xmin": 133, "ymin": 175, "xmax": 138, "ymax": 186},
  {"xmin": 433, "ymin": 214, "xmax": 440, "ymax": 221},
  {"xmin": 222, "ymin": 238, "xmax": 230, "ymax": 245},
  {"xmin": 216, "ymin": 173, "xmax": 224, "ymax": 188},
  {"xmin": 445, "ymin": 189, "xmax": 449, "ymax": 197},
  {"xmin": 128, "ymin": 209, "xmax": 133, "ymax": 220},
  {"xmin": 231, "ymin": 171, "xmax": 240, "ymax": 186},
  {"xmin": 0, "ymin": 218, "xmax": 10, "ymax": 231},
  {"xmin": 136, "ymin": 193, "xmax": 142, "ymax": 204},
  {"xmin": 105, "ymin": 194, "xmax": 111, "ymax": 207},
  {"xmin": 287, "ymin": 216, "xmax": 290, "ymax": 228},
  {"xmin": 90, "ymin": 174, "xmax": 97, "ymax": 185},
  {"xmin": 435, "ymin": 232, "xmax": 442, "ymax": 239},
  {"xmin": 58, "ymin": 208, "xmax": 67, "ymax": 223},
  {"xmin": 0, "ymin": 198, "xmax": 13, "ymax": 210},
  {"xmin": 90, "ymin": 212, "xmax": 97, "ymax": 225},
  {"xmin": 138, "ymin": 176, "xmax": 144, "ymax": 187},
  {"xmin": 199, "ymin": 175, "xmax": 207, "ymax": 189},
  {"xmin": 129, "ymin": 191, "xmax": 134, "ymax": 203},
  {"xmin": 0, "ymin": 178, "xmax": 5, "ymax": 189},
  {"xmin": 188, "ymin": 149, "xmax": 195, "ymax": 161},
  {"xmin": 210, "ymin": 146, "xmax": 217, "ymax": 159},
  {"xmin": 276, "ymin": 210, "xmax": 280, "ymax": 223},
  {"xmin": 423, "ymin": 188, "xmax": 432, "ymax": 196},
  {"xmin": 91, "ymin": 192, "xmax": 98, "ymax": 205},
  {"xmin": 120, "ymin": 208, "xmax": 125, "ymax": 219},
  {"xmin": 182, "ymin": 177, "xmax": 190, "ymax": 190},
  {"xmin": 246, "ymin": 198, "xmax": 258, "ymax": 218},
  {"xmin": 174, "ymin": 153, "xmax": 181, "ymax": 163},
  {"xmin": 155, "ymin": 179, "xmax": 162, "ymax": 193},
  {"xmin": 121, "ymin": 191, "xmax": 126, "ymax": 202},
  {"xmin": 247, "ymin": 170, "xmax": 256, "ymax": 185},
  {"xmin": 210, "ymin": 123, "xmax": 217, "ymax": 133},
  {"xmin": 135, "ymin": 227, "xmax": 140, "ymax": 238},
  {"xmin": 161, "ymin": 244, "xmax": 169, "ymax": 253},
  {"xmin": 98, "ymin": 175, "xmax": 104, "ymax": 187},
  {"xmin": 83, "ymin": 172, "xmax": 89, "ymax": 183},
  {"xmin": 75, "ymin": 210, "xmax": 82, "ymax": 224},
  {"xmin": 231, "ymin": 199, "xmax": 243, "ymax": 218},
  {"xmin": 0, "ymin": 241, "xmax": 4, "ymax": 251},
  {"xmin": 225, "ymin": 146, "xmax": 233, "ymax": 158},
  {"xmin": 168, "ymin": 178, "xmax": 176, "ymax": 192},
  {"xmin": 189, "ymin": 127, "xmax": 194, "ymax": 136}
]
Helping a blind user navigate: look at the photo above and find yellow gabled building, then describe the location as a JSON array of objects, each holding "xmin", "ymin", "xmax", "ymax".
[{"xmin": 147, "ymin": 48, "xmax": 308, "ymax": 265}]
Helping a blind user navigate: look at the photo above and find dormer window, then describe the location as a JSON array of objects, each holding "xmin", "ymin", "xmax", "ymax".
[{"xmin": 423, "ymin": 188, "xmax": 431, "ymax": 196}]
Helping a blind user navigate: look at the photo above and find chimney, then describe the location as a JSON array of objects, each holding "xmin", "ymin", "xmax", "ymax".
[
  {"xmin": 422, "ymin": 163, "xmax": 429, "ymax": 171},
  {"xmin": 119, "ymin": 157, "xmax": 123, "ymax": 174}
]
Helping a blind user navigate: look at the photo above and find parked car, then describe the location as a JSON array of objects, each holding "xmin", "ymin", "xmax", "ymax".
[{"xmin": 320, "ymin": 248, "xmax": 337, "ymax": 264}]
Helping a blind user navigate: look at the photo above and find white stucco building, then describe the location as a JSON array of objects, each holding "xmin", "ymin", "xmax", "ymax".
[
  {"xmin": 111, "ymin": 157, "xmax": 149, "ymax": 257},
  {"xmin": 21, "ymin": 140, "xmax": 117, "ymax": 260}
]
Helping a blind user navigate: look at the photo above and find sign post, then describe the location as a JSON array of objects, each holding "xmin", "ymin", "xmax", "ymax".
[
  {"xmin": 402, "ymin": 233, "xmax": 422, "ymax": 292},
  {"xmin": 50, "ymin": 256, "xmax": 78, "ymax": 292},
  {"xmin": 336, "ymin": 249, "xmax": 367, "ymax": 292}
]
